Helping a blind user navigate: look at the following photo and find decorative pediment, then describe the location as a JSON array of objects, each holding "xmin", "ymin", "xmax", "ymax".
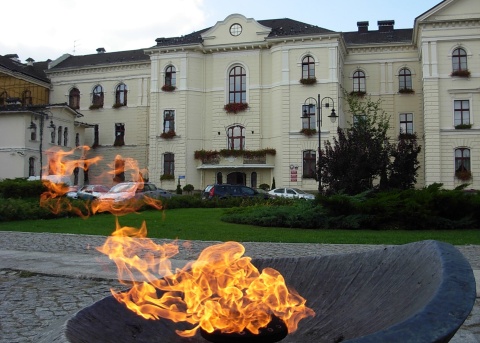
[
  {"xmin": 416, "ymin": 0, "xmax": 480, "ymax": 24},
  {"xmin": 201, "ymin": 14, "xmax": 272, "ymax": 47}
]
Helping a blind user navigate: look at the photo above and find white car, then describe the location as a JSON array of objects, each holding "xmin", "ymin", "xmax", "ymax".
[{"xmin": 268, "ymin": 188, "xmax": 315, "ymax": 200}]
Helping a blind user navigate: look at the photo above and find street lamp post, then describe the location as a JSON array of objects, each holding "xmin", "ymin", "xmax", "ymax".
[{"xmin": 303, "ymin": 95, "xmax": 338, "ymax": 193}]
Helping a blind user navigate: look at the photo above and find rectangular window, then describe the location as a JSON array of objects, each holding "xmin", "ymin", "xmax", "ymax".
[
  {"xmin": 454, "ymin": 100, "xmax": 470, "ymax": 126},
  {"xmin": 302, "ymin": 104, "xmax": 316, "ymax": 130},
  {"xmin": 164, "ymin": 153, "xmax": 175, "ymax": 176},
  {"xmin": 353, "ymin": 114, "xmax": 366, "ymax": 126},
  {"xmin": 163, "ymin": 110, "xmax": 175, "ymax": 133},
  {"xmin": 114, "ymin": 123, "xmax": 125, "ymax": 146},
  {"xmin": 303, "ymin": 150, "xmax": 316, "ymax": 178},
  {"xmin": 399, "ymin": 113, "xmax": 414, "ymax": 134}
]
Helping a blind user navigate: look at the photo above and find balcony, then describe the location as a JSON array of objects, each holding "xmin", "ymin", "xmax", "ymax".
[{"xmin": 195, "ymin": 149, "xmax": 276, "ymax": 169}]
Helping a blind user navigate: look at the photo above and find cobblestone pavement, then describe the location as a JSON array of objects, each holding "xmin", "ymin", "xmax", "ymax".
[{"xmin": 0, "ymin": 232, "xmax": 478, "ymax": 343}]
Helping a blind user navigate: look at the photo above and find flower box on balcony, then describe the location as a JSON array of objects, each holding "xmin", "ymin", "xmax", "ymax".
[
  {"xmin": 455, "ymin": 170, "xmax": 472, "ymax": 181},
  {"xmin": 299, "ymin": 77, "xmax": 317, "ymax": 85},
  {"xmin": 160, "ymin": 174, "xmax": 175, "ymax": 181},
  {"xmin": 161, "ymin": 84, "xmax": 176, "ymax": 92},
  {"xmin": 300, "ymin": 128, "xmax": 317, "ymax": 136},
  {"xmin": 399, "ymin": 88, "xmax": 415, "ymax": 94},
  {"xmin": 450, "ymin": 70, "xmax": 471, "ymax": 78},
  {"xmin": 349, "ymin": 91, "xmax": 366, "ymax": 97},
  {"xmin": 112, "ymin": 103, "xmax": 125, "ymax": 109},
  {"xmin": 455, "ymin": 124, "xmax": 472, "ymax": 130},
  {"xmin": 224, "ymin": 102, "xmax": 249, "ymax": 114},
  {"xmin": 89, "ymin": 104, "xmax": 103, "ymax": 110},
  {"xmin": 160, "ymin": 131, "xmax": 177, "ymax": 139}
]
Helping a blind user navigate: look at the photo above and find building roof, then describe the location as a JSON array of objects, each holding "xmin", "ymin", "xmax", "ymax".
[
  {"xmin": 49, "ymin": 17, "xmax": 414, "ymax": 70},
  {"xmin": 0, "ymin": 54, "xmax": 51, "ymax": 84},
  {"xmin": 343, "ymin": 28, "xmax": 413, "ymax": 45},
  {"xmin": 50, "ymin": 49, "xmax": 150, "ymax": 70}
]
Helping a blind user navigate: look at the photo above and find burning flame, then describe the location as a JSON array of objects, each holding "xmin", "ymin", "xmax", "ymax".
[
  {"xmin": 98, "ymin": 222, "xmax": 315, "ymax": 337},
  {"xmin": 40, "ymin": 147, "xmax": 315, "ymax": 338}
]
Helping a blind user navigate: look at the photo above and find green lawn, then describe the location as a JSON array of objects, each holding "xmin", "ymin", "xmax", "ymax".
[{"xmin": 0, "ymin": 208, "xmax": 478, "ymax": 245}]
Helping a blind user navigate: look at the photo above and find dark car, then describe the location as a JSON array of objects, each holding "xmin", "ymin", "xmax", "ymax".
[{"xmin": 202, "ymin": 184, "xmax": 268, "ymax": 200}]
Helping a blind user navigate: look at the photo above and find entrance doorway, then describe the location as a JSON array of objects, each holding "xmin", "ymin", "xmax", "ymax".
[{"xmin": 227, "ymin": 172, "xmax": 246, "ymax": 185}]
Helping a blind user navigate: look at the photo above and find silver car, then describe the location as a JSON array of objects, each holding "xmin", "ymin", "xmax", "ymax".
[
  {"xmin": 99, "ymin": 182, "xmax": 174, "ymax": 202},
  {"xmin": 268, "ymin": 187, "xmax": 315, "ymax": 200}
]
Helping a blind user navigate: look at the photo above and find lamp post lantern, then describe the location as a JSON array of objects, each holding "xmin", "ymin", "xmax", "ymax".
[{"xmin": 303, "ymin": 94, "xmax": 338, "ymax": 193}]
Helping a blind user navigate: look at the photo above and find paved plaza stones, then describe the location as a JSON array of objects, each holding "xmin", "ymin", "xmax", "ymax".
[{"xmin": 0, "ymin": 232, "xmax": 478, "ymax": 342}]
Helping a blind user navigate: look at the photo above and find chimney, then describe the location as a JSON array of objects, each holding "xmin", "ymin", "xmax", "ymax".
[
  {"xmin": 26, "ymin": 57, "xmax": 34, "ymax": 66},
  {"xmin": 96, "ymin": 47, "xmax": 106, "ymax": 54},
  {"xmin": 378, "ymin": 20, "xmax": 395, "ymax": 32},
  {"xmin": 357, "ymin": 21, "xmax": 369, "ymax": 33}
]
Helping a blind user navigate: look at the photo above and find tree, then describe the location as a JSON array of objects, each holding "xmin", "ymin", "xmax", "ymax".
[
  {"xmin": 387, "ymin": 134, "xmax": 421, "ymax": 189},
  {"xmin": 319, "ymin": 92, "xmax": 420, "ymax": 195}
]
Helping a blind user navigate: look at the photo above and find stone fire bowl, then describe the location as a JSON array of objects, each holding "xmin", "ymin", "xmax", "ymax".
[{"xmin": 65, "ymin": 240, "xmax": 476, "ymax": 343}]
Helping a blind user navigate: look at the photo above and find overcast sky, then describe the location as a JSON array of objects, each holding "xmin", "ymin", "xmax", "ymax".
[{"xmin": 1, "ymin": 0, "xmax": 441, "ymax": 63}]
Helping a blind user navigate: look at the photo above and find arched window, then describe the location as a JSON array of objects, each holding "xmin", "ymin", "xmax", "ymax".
[
  {"xmin": 28, "ymin": 157, "xmax": 35, "ymax": 177},
  {"xmin": 228, "ymin": 66, "xmax": 246, "ymax": 104},
  {"xmin": 452, "ymin": 48, "xmax": 467, "ymax": 72},
  {"xmin": 22, "ymin": 90, "xmax": 32, "ymax": 105},
  {"xmin": 115, "ymin": 83, "xmax": 127, "ymax": 107},
  {"xmin": 164, "ymin": 153, "xmax": 175, "ymax": 176},
  {"xmin": 69, "ymin": 88, "xmax": 80, "ymax": 109},
  {"xmin": 301, "ymin": 56, "xmax": 315, "ymax": 80},
  {"xmin": 303, "ymin": 150, "xmax": 316, "ymax": 178},
  {"xmin": 92, "ymin": 85, "xmax": 104, "ymax": 108},
  {"xmin": 75, "ymin": 133, "xmax": 80, "ymax": 147},
  {"xmin": 227, "ymin": 125, "xmax": 245, "ymax": 150},
  {"xmin": 165, "ymin": 66, "xmax": 176, "ymax": 87},
  {"xmin": 30, "ymin": 122, "xmax": 37, "ymax": 141},
  {"xmin": 399, "ymin": 68, "xmax": 412, "ymax": 91},
  {"xmin": 353, "ymin": 70, "xmax": 366, "ymax": 93},
  {"xmin": 63, "ymin": 127, "xmax": 68, "ymax": 146}
]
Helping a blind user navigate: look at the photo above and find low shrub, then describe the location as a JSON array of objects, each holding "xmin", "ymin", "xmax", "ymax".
[{"xmin": 0, "ymin": 178, "xmax": 46, "ymax": 199}]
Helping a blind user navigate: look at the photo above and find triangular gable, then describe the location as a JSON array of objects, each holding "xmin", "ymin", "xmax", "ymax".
[
  {"xmin": 201, "ymin": 14, "xmax": 271, "ymax": 47},
  {"xmin": 416, "ymin": 0, "xmax": 480, "ymax": 24}
]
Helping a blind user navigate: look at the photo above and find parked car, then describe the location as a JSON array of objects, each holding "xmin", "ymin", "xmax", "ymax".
[
  {"xmin": 98, "ymin": 182, "xmax": 174, "ymax": 202},
  {"xmin": 202, "ymin": 184, "xmax": 269, "ymax": 200},
  {"xmin": 76, "ymin": 184, "xmax": 110, "ymax": 201},
  {"xmin": 65, "ymin": 185, "xmax": 80, "ymax": 199},
  {"xmin": 268, "ymin": 187, "xmax": 315, "ymax": 200}
]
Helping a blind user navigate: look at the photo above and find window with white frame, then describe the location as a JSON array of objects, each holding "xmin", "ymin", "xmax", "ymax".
[
  {"xmin": 163, "ymin": 110, "xmax": 175, "ymax": 133},
  {"xmin": 353, "ymin": 70, "xmax": 366, "ymax": 93},
  {"xmin": 164, "ymin": 153, "xmax": 175, "ymax": 176},
  {"xmin": 399, "ymin": 68, "xmax": 412, "ymax": 91},
  {"xmin": 301, "ymin": 56, "xmax": 315, "ymax": 80},
  {"xmin": 227, "ymin": 125, "xmax": 245, "ymax": 150},
  {"xmin": 115, "ymin": 83, "xmax": 127, "ymax": 107},
  {"xmin": 454, "ymin": 100, "xmax": 470, "ymax": 127},
  {"xmin": 303, "ymin": 150, "xmax": 316, "ymax": 178},
  {"xmin": 452, "ymin": 48, "xmax": 468, "ymax": 72},
  {"xmin": 400, "ymin": 113, "xmax": 414, "ymax": 135},
  {"xmin": 92, "ymin": 85, "xmax": 104, "ymax": 108},
  {"xmin": 228, "ymin": 66, "xmax": 246, "ymax": 104},
  {"xmin": 302, "ymin": 103, "xmax": 316, "ymax": 130}
]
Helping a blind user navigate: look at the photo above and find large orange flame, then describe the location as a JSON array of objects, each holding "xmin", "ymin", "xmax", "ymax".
[
  {"xmin": 40, "ymin": 147, "xmax": 314, "ymax": 338},
  {"xmin": 97, "ymin": 223, "xmax": 315, "ymax": 337}
]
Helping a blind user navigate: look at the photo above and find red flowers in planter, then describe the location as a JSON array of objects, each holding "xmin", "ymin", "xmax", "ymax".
[
  {"xmin": 160, "ymin": 131, "xmax": 176, "ymax": 139},
  {"xmin": 161, "ymin": 84, "xmax": 176, "ymax": 92},
  {"xmin": 224, "ymin": 102, "xmax": 249, "ymax": 114}
]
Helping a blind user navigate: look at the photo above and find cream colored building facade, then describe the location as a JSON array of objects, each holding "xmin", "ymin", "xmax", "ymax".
[{"xmin": 40, "ymin": 0, "xmax": 479, "ymax": 191}]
